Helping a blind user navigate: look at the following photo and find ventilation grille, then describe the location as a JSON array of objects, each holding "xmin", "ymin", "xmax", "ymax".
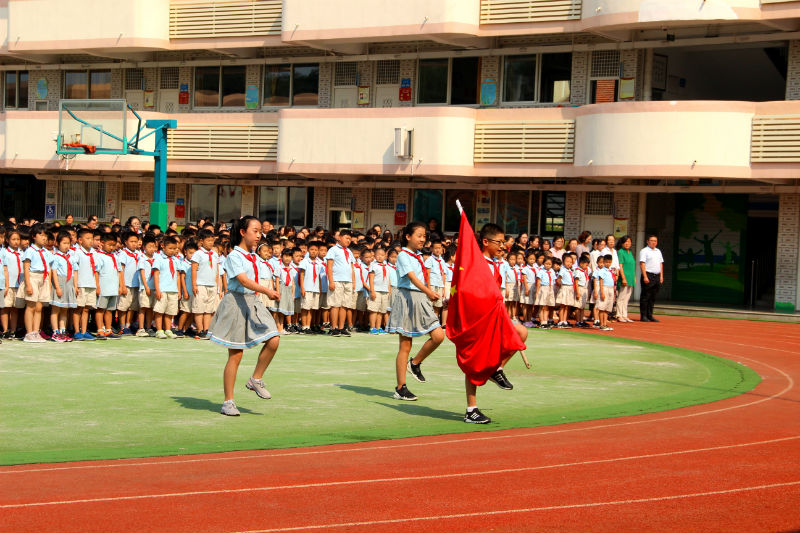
[
  {"xmin": 376, "ymin": 60, "xmax": 401, "ymax": 85},
  {"xmin": 330, "ymin": 188, "xmax": 354, "ymax": 209},
  {"xmin": 168, "ymin": 123, "xmax": 278, "ymax": 161},
  {"xmin": 161, "ymin": 67, "xmax": 180, "ymax": 90},
  {"xmin": 371, "ymin": 188, "xmax": 394, "ymax": 210},
  {"xmin": 480, "ymin": 0, "xmax": 582, "ymax": 24},
  {"xmin": 591, "ymin": 50, "xmax": 620, "ymax": 78},
  {"xmin": 122, "ymin": 182, "xmax": 140, "ymax": 202},
  {"xmin": 474, "ymin": 121, "xmax": 575, "ymax": 163},
  {"xmin": 125, "ymin": 69, "xmax": 144, "ymax": 91},
  {"xmin": 334, "ymin": 62, "xmax": 358, "ymax": 86},
  {"xmin": 585, "ymin": 192, "xmax": 613, "ymax": 216},
  {"xmin": 169, "ymin": 0, "xmax": 282, "ymax": 38},
  {"xmin": 751, "ymin": 115, "xmax": 800, "ymax": 162}
]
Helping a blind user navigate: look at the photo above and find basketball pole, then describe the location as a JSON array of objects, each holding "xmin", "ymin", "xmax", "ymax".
[{"xmin": 145, "ymin": 119, "xmax": 176, "ymax": 232}]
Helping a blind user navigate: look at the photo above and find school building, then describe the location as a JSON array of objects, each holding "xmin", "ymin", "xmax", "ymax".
[{"xmin": 0, "ymin": 0, "xmax": 799, "ymax": 311}]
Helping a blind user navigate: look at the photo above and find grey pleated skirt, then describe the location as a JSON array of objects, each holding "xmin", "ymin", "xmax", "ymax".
[
  {"xmin": 387, "ymin": 287, "xmax": 441, "ymax": 338},
  {"xmin": 207, "ymin": 292, "xmax": 280, "ymax": 349},
  {"xmin": 275, "ymin": 281, "xmax": 295, "ymax": 316},
  {"xmin": 51, "ymin": 274, "xmax": 77, "ymax": 308}
]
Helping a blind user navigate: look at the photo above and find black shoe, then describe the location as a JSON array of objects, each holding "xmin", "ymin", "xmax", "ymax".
[
  {"xmin": 331, "ymin": 328, "xmax": 341, "ymax": 337},
  {"xmin": 407, "ymin": 360, "xmax": 426, "ymax": 383},
  {"xmin": 489, "ymin": 369, "xmax": 513, "ymax": 390},
  {"xmin": 340, "ymin": 328, "xmax": 351, "ymax": 337},
  {"xmin": 464, "ymin": 408, "xmax": 491, "ymax": 424},
  {"xmin": 640, "ymin": 317, "xmax": 652, "ymax": 322},
  {"xmin": 393, "ymin": 384, "xmax": 417, "ymax": 401},
  {"xmin": 649, "ymin": 317, "xmax": 659, "ymax": 322}
]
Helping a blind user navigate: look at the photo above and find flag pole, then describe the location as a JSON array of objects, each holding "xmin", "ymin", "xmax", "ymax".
[
  {"xmin": 520, "ymin": 351, "xmax": 531, "ymax": 369},
  {"xmin": 455, "ymin": 199, "xmax": 463, "ymax": 215}
]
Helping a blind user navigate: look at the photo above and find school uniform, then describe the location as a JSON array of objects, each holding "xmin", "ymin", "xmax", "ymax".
[
  {"xmin": 424, "ymin": 255, "xmax": 447, "ymax": 309},
  {"xmin": 443, "ymin": 263, "xmax": 454, "ymax": 303},
  {"xmin": 0, "ymin": 252, "xmax": 6, "ymax": 309},
  {"xmin": 275, "ymin": 263, "xmax": 297, "ymax": 316},
  {"xmin": 207, "ymin": 246, "xmax": 280, "ymax": 349},
  {"xmin": 594, "ymin": 267, "xmax": 616, "ymax": 312},
  {"xmin": 535, "ymin": 268, "xmax": 556, "ymax": 307},
  {"xmin": 299, "ymin": 257, "xmax": 323, "ymax": 311},
  {"xmin": 325, "ymin": 244, "xmax": 355, "ymax": 309},
  {"xmin": 386, "ymin": 263, "xmax": 398, "ymax": 312},
  {"xmin": 521, "ymin": 264, "xmax": 536, "ymax": 305},
  {"xmin": 95, "ymin": 251, "xmax": 123, "ymax": 310},
  {"xmin": 367, "ymin": 260, "xmax": 391, "ymax": 314},
  {"xmin": 555, "ymin": 267, "xmax": 576, "ymax": 307},
  {"xmin": 503, "ymin": 265, "xmax": 518, "ymax": 303},
  {"xmin": 152, "ymin": 254, "xmax": 181, "ymax": 316},
  {"xmin": 573, "ymin": 266, "xmax": 590, "ymax": 310},
  {"xmin": 189, "ymin": 247, "xmax": 220, "ymax": 315},
  {"xmin": 318, "ymin": 259, "xmax": 330, "ymax": 310},
  {"xmin": 117, "ymin": 248, "xmax": 141, "ymax": 313},
  {"xmin": 22, "ymin": 244, "xmax": 53, "ymax": 303},
  {"xmin": 50, "ymin": 250, "xmax": 77, "ymax": 309},
  {"xmin": 179, "ymin": 257, "xmax": 194, "ymax": 314},
  {"xmin": 387, "ymin": 247, "xmax": 440, "ymax": 337},
  {"xmin": 3, "ymin": 247, "xmax": 24, "ymax": 308},
  {"xmin": 353, "ymin": 260, "xmax": 368, "ymax": 312},
  {"xmin": 137, "ymin": 255, "xmax": 158, "ymax": 310},
  {"xmin": 256, "ymin": 256, "xmax": 276, "ymax": 311},
  {"xmin": 292, "ymin": 261, "xmax": 303, "ymax": 311}
]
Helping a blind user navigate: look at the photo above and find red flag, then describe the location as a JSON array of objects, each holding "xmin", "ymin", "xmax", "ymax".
[{"xmin": 446, "ymin": 211, "xmax": 526, "ymax": 385}]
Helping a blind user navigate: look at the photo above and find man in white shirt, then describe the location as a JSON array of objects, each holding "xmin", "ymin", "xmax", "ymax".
[{"xmin": 638, "ymin": 234, "xmax": 664, "ymax": 322}]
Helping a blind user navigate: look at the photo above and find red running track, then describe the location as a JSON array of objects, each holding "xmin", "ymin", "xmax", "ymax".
[{"xmin": 1, "ymin": 316, "xmax": 799, "ymax": 533}]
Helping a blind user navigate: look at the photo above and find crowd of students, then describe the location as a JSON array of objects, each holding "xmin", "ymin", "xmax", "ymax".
[{"xmin": 0, "ymin": 214, "xmax": 645, "ymax": 345}]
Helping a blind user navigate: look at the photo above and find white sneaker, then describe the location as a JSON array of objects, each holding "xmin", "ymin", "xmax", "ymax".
[
  {"xmin": 246, "ymin": 376, "xmax": 272, "ymax": 399},
  {"xmin": 135, "ymin": 328, "xmax": 149, "ymax": 337},
  {"xmin": 164, "ymin": 329, "xmax": 177, "ymax": 339},
  {"xmin": 155, "ymin": 330, "xmax": 168, "ymax": 339},
  {"xmin": 220, "ymin": 400, "xmax": 240, "ymax": 416}
]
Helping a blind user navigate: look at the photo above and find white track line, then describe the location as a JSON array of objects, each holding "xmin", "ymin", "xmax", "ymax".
[
  {"xmin": 1, "ymin": 335, "xmax": 793, "ymax": 476},
  {"xmin": 229, "ymin": 480, "xmax": 800, "ymax": 533},
  {"xmin": 2, "ymin": 436, "xmax": 797, "ymax": 509}
]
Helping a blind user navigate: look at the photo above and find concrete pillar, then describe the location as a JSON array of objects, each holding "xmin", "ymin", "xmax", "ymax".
[{"xmin": 775, "ymin": 193, "xmax": 800, "ymax": 312}]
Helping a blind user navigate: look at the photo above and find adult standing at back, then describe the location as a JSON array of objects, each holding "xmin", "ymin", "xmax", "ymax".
[
  {"xmin": 615, "ymin": 235, "xmax": 635, "ymax": 322},
  {"xmin": 639, "ymin": 234, "xmax": 664, "ymax": 322}
]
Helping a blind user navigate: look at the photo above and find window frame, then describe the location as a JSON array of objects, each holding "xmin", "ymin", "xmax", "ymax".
[
  {"xmin": 5, "ymin": 70, "xmax": 29, "ymax": 109},
  {"xmin": 416, "ymin": 57, "xmax": 481, "ymax": 107},
  {"xmin": 500, "ymin": 52, "xmax": 573, "ymax": 106},
  {"xmin": 262, "ymin": 63, "xmax": 320, "ymax": 109},
  {"xmin": 63, "ymin": 69, "xmax": 112, "ymax": 100},
  {"xmin": 58, "ymin": 181, "xmax": 106, "ymax": 220},
  {"xmin": 193, "ymin": 65, "xmax": 248, "ymax": 109},
  {"xmin": 258, "ymin": 186, "xmax": 309, "ymax": 228}
]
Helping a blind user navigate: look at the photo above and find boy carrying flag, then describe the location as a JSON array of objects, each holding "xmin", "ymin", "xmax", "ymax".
[{"xmin": 447, "ymin": 206, "xmax": 529, "ymax": 424}]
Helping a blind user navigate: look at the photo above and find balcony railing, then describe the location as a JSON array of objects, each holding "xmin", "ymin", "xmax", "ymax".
[
  {"xmin": 169, "ymin": 0, "xmax": 282, "ymax": 38},
  {"xmin": 480, "ymin": 0, "xmax": 582, "ymax": 24}
]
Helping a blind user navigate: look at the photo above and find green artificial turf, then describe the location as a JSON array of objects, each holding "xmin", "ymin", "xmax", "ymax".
[{"xmin": 0, "ymin": 330, "xmax": 760, "ymax": 465}]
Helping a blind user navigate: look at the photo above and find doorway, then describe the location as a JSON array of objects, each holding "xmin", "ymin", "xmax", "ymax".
[
  {"xmin": 0, "ymin": 175, "xmax": 45, "ymax": 222},
  {"xmin": 744, "ymin": 195, "xmax": 779, "ymax": 309}
]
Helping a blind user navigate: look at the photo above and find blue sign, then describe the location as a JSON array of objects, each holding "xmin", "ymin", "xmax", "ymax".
[
  {"xmin": 45, "ymin": 204, "xmax": 56, "ymax": 220},
  {"xmin": 400, "ymin": 78, "xmax": 411, "ymax": 88},
  {"xmin": 480, "ymin": 78, "xmax": 497, "ymax": 107},
  {"xmin": 396, "ymin": 203, "xmax": 406, "ymax": 212},
  {"xmin": 180, "ymin": 83, "xmax": 189, "ymax": 92},
  {"xmin": 176, "ymin": 198, "xmax": 185, "ymax": 206}
]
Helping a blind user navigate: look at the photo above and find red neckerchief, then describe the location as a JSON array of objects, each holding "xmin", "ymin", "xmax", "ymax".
[
  {"xmin": 433, "ymin": 256, "xmax": 444, "ymax": 280},
  {"xmin": 55, "ymin": 252, "xmax": 73, "ymax": 281},
  {"xmin": 10, "ymin": 249, "xmax": 21, "ymax": 277},
  {"xmin": 200, "ymin": 247, "xmax": 214, "ymax": 268},
  {"xmin": 547, "ymin": 270, "xmax": 553, "ymax": 285},
  {"xmin": 338, "ymin": 244, "xmax": 350, "ymax": 262},
  {"xmin": 485, "ymin": 257, "xmax": 502, "ymax": 287},
  {"xmin": 402, "ymin": 249, "xmax": 428, "ymax": 285},
  {"xmin": 146, "ymin": 257, "xmax": 156, "ymax": 280},
  {"xmin": 167, "ymin": 256, "xmax": 175, "ymax": 278},
  {"xmin": 122, "ymin": 248, "xmax": 138, "ymax": 262},
  {"xmin": 262, "ymin": 258, "xmax": 274, "ymax": 276},
  {"xmin": 356, "ymin": 263, "xmax": 366, "ymax": 286},
  {"xmin": 379, "ymin": 261, "xmax": 387, "ymax": 279},
  {"xmin": 312, "ymin": 259, "xmax": 319, "ymax": 283},
  {"xmin": 283, "ymin": 266, "xmax": 292, "ymax": 286},
  {"xmin": 98, "ymin": 250, "xmax": 118, "ymax": 272},
  {"xmin": 236, "ymin": 249, "xmax": 258, "ymax": 281},
  {"xmin": 31, "ymin": 246, "xmax": 49, "ymax": 280},
  {"xmin": 81, "ymin": 248, "xmax": 96, "ymax": 274}
]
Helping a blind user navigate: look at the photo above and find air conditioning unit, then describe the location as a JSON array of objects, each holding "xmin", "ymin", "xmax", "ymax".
[{"xmin": 394, "ymin": 127, "xmax": 414, "ymax": 159}]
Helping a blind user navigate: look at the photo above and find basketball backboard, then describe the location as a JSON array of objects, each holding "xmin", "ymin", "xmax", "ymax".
[{"xmin": 57, "ymin": 99, "xmax": 129, "ymax": 155}]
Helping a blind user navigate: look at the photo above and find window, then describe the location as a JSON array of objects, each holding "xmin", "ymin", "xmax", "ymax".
[
  {"xmin": 585, "ymin": 192, "xmax": 613, "ymax": 216},
  {"xmin": 263, "ymin": 63, "xmax": 319, "ymax": 107},
  {"xmin": 64, "ymin": 70, "xmax": 111, "ymax": 99},
  {"xmin": 371, "ymin": 188, "xmax": 394, "ymax": 210},
  {"xmin": 258, "ymin": 186, "xmax": 308, "ymax": 227},
  {"xmin": 334, "ymin": 62, "xmax": 358, "ymax": 87},
  {"xmin": 503, "ymin": 53, "xmax": 573, "ymax": 103},
  {"xmin": 160, "ymin": 67, "xmax": 179, "ymax": 90},
  {"xmin": 540, "ymin": 192, "xmax": 565, "ymax": 235},
  {"xmin": 5, "ymin": 71, "xmax": 28, "ymax": 109},
  {"xmin": 590, "ymin": 50, "xmax": 620, "ymax": 104},
  {"xmin": 166, "ymin": 183, "xmax": 176, "ymax": 203},
  {"xmin": 418, "ymin": 57, "xmax": 480, "ymax": 105},
  {"xmin": 125, "ymin": 69, "xmax": 144, "ymax": 91},
  {"xmin": 121, "ymin": 182, "xmax": 140, "ymax": 202},
  {"xmin": 412, "ymin": 190, "xmax": 443, "ymax": 231},
  {"xmin": 330, "ymin": 187, "xmax": 353, "ymax": 209},
  {"xmin": 495, "ymin": 191, "xmax": 530, "ymax": 236},
  {"xmin": 190, "ymin": 184, "xmax": 216, "ymax": 222},
  {"xmin": 194, "ymin": 66, "xmax": 246, "ymax": 107},
  {"xmin": 376, "ymin": 60, "xmax": 400, "ymax": 85},
  {"xmin": 59, "ymin": 181, "xmax": 105, "ymax": 220}
]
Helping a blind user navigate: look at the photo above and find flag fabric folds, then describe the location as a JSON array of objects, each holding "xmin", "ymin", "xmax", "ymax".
[{"xmin": 446, "ymin": 211, "xmax": 526, "ymax": 385}]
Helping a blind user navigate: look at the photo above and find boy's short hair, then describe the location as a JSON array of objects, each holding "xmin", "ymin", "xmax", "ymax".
[
  {"xmin": 281, "ymin": 248, "xmax": 294, "ymax": 258},
  {"xmin": 76, "ymin": 227, "xmax": 94, "ymax": 239},
  {"xmin": 479, "ymin": 223, "xmax": 503, "ymax": 244},
  {"xmin": 339, "ymin": 229, "xmax": 352, "ymax": 237},
  {"xmin": 162, "ymin": 235, "xmax": 179, "ymax": 247},
  {"xmin": 307, "ymin": 240, "xmax": 321, "ymax": 249},
  {"xmin": 603, "ymin": 254, "xmax": 613, "ymax": 261},
  {"xmin": 579, "ymin": 255, "xmax": 590, "ymax": 265},
  {"xmin": 197, "ymin": 229, "xmax": 214, "ymax": 241},
  {"xmin": 121, "ymin": 230, "xmax": 139, "ymax": 242},
  {"xmin": 184, "ymin": 239, "xmax": 199, "ymax": 253},
  {"xmin": 421, "ymin": 247, "xmax": 431, "ymax": 255},
  {"xmin": 29, "ymin": 223, "xmax": 47, "ymax": 238},
  {"xmin": 552, "ymin": 257, "xmax": 562, "ymax": 266},
  {"xmin": 100, "ymin": 232, "xmax": 117, "ymax": 243}
]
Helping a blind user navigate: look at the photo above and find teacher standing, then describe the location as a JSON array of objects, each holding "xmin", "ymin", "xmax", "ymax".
[{"xmin": 639, "ymin": 234, "xmax": 664, "ymax": 322}]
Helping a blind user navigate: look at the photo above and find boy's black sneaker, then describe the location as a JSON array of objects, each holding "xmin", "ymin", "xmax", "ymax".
[
  {"xmin": 489, "ymin": 369, "xmax": 513, "ymax": 390},
  {"xmin": 464, "ymin": 408, "xmax": 491, "ymax": 424},
  {"xmin": 407, "ymin": 360, "xmax": 426, "ymax": 383},
  {"xmin": 340, "ymin": 328, "xmax": 351, "ymax": 337},
  {"xmin": 331, "ymin": 328, "xmax": 341, "ymax": 337},
  {"xmin": 393, "ymin": 384, "xmax": 417, "ymax": 401}
]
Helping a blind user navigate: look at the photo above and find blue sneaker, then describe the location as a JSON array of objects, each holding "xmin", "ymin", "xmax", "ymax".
[
  {"xmin": 121, "ymin": 327, "xmax": 134, "ymax": 336},
  {"xmin": 73, "ymin": 332, "xmax": 85, "ymax": 341},
  {"xmin": 369, "ymin": 328, "xmax": 379, "ymax": 334},
  {"xmin": 174, "ymin": 329, "xmax": 185, "ymax": 338},
  {"xmin": 83, "ymin": 332, "xmax": 97, "ymax": 341},
  {"xmin": 377, "ymin": 328, "xmax": 387, "ymax": 334}
]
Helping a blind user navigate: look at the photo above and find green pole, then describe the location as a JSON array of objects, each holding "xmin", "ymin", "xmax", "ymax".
[{"xmin": 145, "ymin": 120, "xmax": 176, "ymax": 231}]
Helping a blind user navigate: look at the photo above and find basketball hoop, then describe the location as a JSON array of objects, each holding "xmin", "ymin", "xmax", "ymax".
[{"xmin": 62, "ymin": 142, "xmax": 97, "ymax": 154}]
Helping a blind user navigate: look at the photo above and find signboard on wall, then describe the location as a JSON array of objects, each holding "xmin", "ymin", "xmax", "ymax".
[
  {"xmin": 480, "ymin": 78, "xmax": 497, "ymax": 106},
  {"xmin": 358, "ymin": 86, "xmax": 370, "ymax": 106},
  {"xmin": 352, "ymin": 210, "xmax": 365, "ymax": 230},
  {"xmin": 399, "ymin": 78, "xmax": 412, "ymax": 102},
  {"xmin": 394, "ymin": 211, "xmax": 406, "ymax": 226},
  {"xmin": 245, "ymin": 85, "xmax": 259, "ymax": 109},
  {"xmin": 36, "ymin": 79, "xmax": 48, "ymax": 99},
  {"xmin": 144, "ymin": 90, "xmax": 155, "ymax": 109},
  {"xmin": 45, "ymin": 204, "xmax": 56, "ymax": 221},
  {"xmin": 613, "ymin": 218, "xmax": 628, "ymax": 238}
]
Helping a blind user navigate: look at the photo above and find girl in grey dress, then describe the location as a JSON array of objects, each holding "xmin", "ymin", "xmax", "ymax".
[
  {"xmin": 387, "ymin": 222, "xmax": 444, "ymax": 402},
  {"xmin": 50, "ymin": 231, "xmax": 77, "ymax": 342},
  {"xmin": 208, "ymin": 216, "xmax": 282, "ymax": 417}
]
